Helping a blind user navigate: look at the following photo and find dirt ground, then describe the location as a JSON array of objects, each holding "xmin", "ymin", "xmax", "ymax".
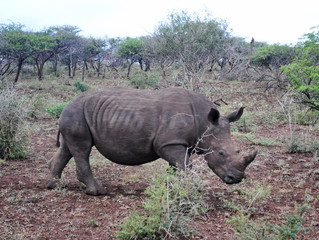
[{"xmin": 0, "ymin": 79, "xmax": 318, "ymax": 239}]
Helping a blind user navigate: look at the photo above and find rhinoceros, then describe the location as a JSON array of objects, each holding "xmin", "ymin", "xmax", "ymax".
[{"xmin": 48, "ymin": 87, "xmax": 257, "ymax": 195}]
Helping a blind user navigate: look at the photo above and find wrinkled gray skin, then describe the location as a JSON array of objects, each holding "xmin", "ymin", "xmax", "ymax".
[{"xmin": 48, "ymin": 87, "xmax": 257, "ymax": 195}]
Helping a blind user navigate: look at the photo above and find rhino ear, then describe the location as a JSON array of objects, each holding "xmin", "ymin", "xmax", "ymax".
[
  {"xmin": 226, "ymin": 107, "xmax": 245, "ymax": 122},
  {"xmin": 208, "ymin": 108, "xmax": 220, "ymax": 125}
]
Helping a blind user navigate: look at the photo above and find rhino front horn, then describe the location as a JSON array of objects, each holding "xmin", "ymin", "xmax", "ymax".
[{"xmin": 243, "ymin": 150, "xmax": 257, "ymax": 167}]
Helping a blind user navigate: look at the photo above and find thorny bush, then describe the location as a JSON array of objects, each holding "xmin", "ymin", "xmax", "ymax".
[{"xmin": 0, "ymin": 88, "xmax": 29, "ymax": 160}]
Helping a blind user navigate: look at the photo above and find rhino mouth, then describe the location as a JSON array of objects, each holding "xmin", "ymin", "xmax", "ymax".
[
  {"xmin": 222, "ymin": 151, "xmax": 257, "ymax": 184},
  {"xmin": 223, "ymin": 173, "xmax": 246, "ymax": 184}
]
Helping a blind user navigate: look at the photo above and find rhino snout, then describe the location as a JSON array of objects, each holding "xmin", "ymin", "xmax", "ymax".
[{"xmin": 224, "ymin": 173, "xmax": 245, "ymax": 184}]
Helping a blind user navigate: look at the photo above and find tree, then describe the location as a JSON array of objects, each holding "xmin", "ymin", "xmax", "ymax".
[
  {"xmin": 47, "ymin": 25, "xmax": 82, "ymax": 78},
  {"xmin": 250, "ymin": 44, "xmax": 296, "ymax": 90},
  {"xmin": 251, "ymin": 44, "xmax": 296, "ymax": 71},
  {"xmin": 81, "ymin": 38, "xmax": 106, "ymax": 80},
  {"xmin": 213, "ymin": 36, "xmax": 250, "ymax": 80},
  {"xmin": 117, "ymin": 37, "xmax": 143, "ymax": 78},
  {"xmin": 0, "ymin": 57, "xmax": 13, "ymax": 79},
  {"xmin": 0, "ymin": 23, "xmax": 35, "ymax": 84},
  {"xmin": 154, "ymin": 11, "xmax": 230, "ymax": 91},
  {"xmin": 141, "ymin": 35, "xmax": 174, "ymax": 87},
  {"xmin": 282, "ymin": 27, "xmax": 319, "ymax": 110},
  {"xmin": 31, "ymin": 30, "xmax": 57, "ymax": 80},
  {"xmin": 91, "ymin": 38, "xmax": 107, "ymax": 77}
]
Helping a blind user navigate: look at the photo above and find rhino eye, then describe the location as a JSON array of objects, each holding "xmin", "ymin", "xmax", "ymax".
[{"xmin": 219, "ymin": 150, "xmax": 225, "ymax": 156}]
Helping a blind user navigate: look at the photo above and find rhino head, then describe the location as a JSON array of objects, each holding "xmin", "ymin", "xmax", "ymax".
[{"xmin": 199, "ymin": 107, "xmax": 257, "ymax": 184}]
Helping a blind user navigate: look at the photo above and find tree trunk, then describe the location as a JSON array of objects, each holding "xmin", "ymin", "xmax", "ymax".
[
  {"xmin": 14, "ymin": 59, "xmax": 24, "ymax": 84},
  {"xmin": 36, "ymin": 53, "xmax": 54, "ymax": 80},
  {"xmin": 36, "ymin": 61, "xmax": 45, "ymax": 81},
  {"xmin": 1, "ymin": 62, "xmax": 11, "ymax": 76},
  {"xmin": 144, "ymin": 59, "xmax": 151, "ymax": 72},
  {"xmin": 246, "ymin": 37, "xmax": 254, "ymax": 66},
  {"xmin": 127, "ymin": 61, "xmax": 134, "ymax": 78},
  {"xmin": 97, "ymin": 59, "xmax": 101, "ymax": 77},
  {"xmin": 68, "ymin": 64, "xmax": 72, "ymax": 78},
  {"xmin": 138, "ymin": 58, "xmax": 143, "ymax": 70},
  {"xmin": 160, "ymin": 63, "xmax": 168, "ymax": 87},
  {"xmin": 69, "ymin": 50, "xmax": 73, "ymax": 78},
  {"xmin": 72, "ymin": 63, "xmax": 77, "ymax": 78},
  {"xmin": 82, "ymin": 61, "xmax": 86, "ymax": 81},
  {"xmin": 54, "ymin": 54, "xmax": 61, "ymax": 77}
]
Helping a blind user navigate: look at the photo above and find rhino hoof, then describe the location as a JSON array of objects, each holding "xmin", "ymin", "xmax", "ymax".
[
  {"xmin": 47, "ymin": 179, "xmax": 59, "ymax": 189},
  {"xmin": 85, "ymin": 187, "xmax": 107, "ymax": 196},
  {"xmin": 47, "ymin": 179, "xmax": 67, "ymax": 190}
]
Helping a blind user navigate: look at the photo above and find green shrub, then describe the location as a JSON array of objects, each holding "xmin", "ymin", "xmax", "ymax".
[
  {"xmin": 115, "ymin": 167, "xmax": 206, "ymax": 239},
  {"xmin": 295, "ymin": 109, "xmax": 319, "ymax": 125},
  {"xmin": 233, "ymin": 112, "xmax": 253, "ymax": 133},
  {"xmin": 46, "ymin": 102, "xmax": 68, "ymax": 118},
  {"xmin": 28, "ymin": 94, "xmax": 45, "ymax": 119},
  {"xmin": 227, "ymin": 198, "xmax": 309, "ymax": 239},
  {"xmin": 274, "ymin": 204, "xmax": 310, "ymax": 239},
  {"xmin": 232, "ymin": 132, "xmax": 279, "ymax": 146},
  {"xmin": 283, "ymin": 134, "xmax": 319, "ymax": 155},
  {"xmin": 74, "ymin": 81, "xmax": 89, "ymax": 92},
  {"xmin": 225, "ymin": 173, "xmax": 310, "ymax": 239},
  {"xmin": 0, "ymin": 89, "xmax": 29, "ymax": 160},
  {"xmin": 129, "ymin": 70, "xmax": 158, "ymax": 89},
  {"xmin": 227, "ymin": 212, "xmax": 271, "ymax": 240},
  {"xmin": 115, "ymin": 210, "xmax": 160, "ymax": 240},
  {"xmin": 224, "ymin": 180, "xmax": 272, "ymax": 214},
  {"xmin": 250, "ymin": 44, "xmax": 296, "ymax": 91},
  {"xmin": 282, "ymin": 27, "xmax": 319, "ymax": 111},
  {"xmin": 251, "ymin": 44, "xmax": 296, "ymax": 70}
]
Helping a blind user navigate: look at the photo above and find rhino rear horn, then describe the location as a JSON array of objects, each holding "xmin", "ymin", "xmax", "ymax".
[{"xmin": 243, "ymin": 150, "xmax": 257, "ymax": 167}]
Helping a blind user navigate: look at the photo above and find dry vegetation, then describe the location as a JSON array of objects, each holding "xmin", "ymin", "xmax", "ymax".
[{"xmin": 0, "ymin": 69, "xmax": 318, "ymax": 239}]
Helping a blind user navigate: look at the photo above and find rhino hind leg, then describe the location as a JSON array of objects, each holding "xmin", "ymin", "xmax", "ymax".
[
  {"xmin": 66, "ymin": 141, "xmax": 107, "ymax": 196},
  {"xmin": 48, "ymin": 134, "xmax": 106, "ymax": 195},
  {"xmin": 74, "ymin": 155, "xmax": 107, "ymax": 196},
  {"xmin": 47, "ymin": 138, "xmax": 72, "ymax": 189}
]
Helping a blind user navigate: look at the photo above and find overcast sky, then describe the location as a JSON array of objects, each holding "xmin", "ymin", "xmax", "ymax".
[{"xmin": 0, "ymin": 0, "xmax": 318, "ymax": 45}]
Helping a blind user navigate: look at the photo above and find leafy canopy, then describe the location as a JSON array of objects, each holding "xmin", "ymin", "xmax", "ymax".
[
  {"xmin": 251, "ymin": 44, "xmax": 296, "ymax": 70},
  {"xmin": 117, "ymin": 37, "xmax": 143, "ymax": 59},
  {"xmin": 282, "ymin": 26, "xmax": 319, "ymax": 110}
]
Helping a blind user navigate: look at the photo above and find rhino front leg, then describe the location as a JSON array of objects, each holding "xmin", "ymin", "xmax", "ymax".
[
  {"xmin": 47, "ymin": 139, "xmax": 72, "ymax": 189},
  {"xmin": 157, "ymin": 145, "xmax": 190, "ymax": 170}
]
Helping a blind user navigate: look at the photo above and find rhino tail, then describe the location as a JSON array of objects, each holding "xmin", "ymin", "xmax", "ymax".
[{"xmin": 56, "ymin": 130, "xmax": 61, "ymax": 147}]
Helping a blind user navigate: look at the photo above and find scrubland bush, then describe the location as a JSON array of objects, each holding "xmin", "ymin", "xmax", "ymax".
[
  {"xmin": 129, "ymin": 70, "xmax": 158, "ymax": 89},
  {"xmin": 250, "ymin": 44, "xmax": 296, "ymax": 91},
  {"xmin": 278, "ymin": 95, "xmax": 318, "ymax": 155},
  {"xmin": 227, "ymin": 203, "xmax": 310, "ymax": 240},
  {"xmin": 223, "ymin": 180, "xmax": 272, "ymax": 214},
  {"xmin": 295, "ymin": 109, "xmax": 319, "ymax": 125},
  {"xmin": 224, "ymin": 181, "xmax": 310, "ymax": 239},
  {"xmin": 45, "ymin": 102, "xmax": 68, "ymax": 118},
  {"xmin": 115, "ymin": 166, "xmax": 207, "ymax": 239},
  {"xmin": 28, "ymin": 93, "xmax": 46, "ymax": 119},
  {"xmin": 282, "ymin": 27, "xmax": 319, "ymax": 111},
  {"xmin": 283, "ymin": 133, "xmax": 319, "ymax": 155},
  {"xmin": 74, "ymin": 81, "xmax": 89, "ymax": 92},
  {"xmin": 232, "ymin": 112, "xmax": 254, "ymax": 133},
  {"xmin": 0, "ymin": 88, "xmax": 29, "ymax": 160}
]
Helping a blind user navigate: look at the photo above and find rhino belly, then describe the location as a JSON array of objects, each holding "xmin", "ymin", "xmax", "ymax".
[{"xmin": 93, "ymin": 138, "xmax": 159, "ymax": 165}]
